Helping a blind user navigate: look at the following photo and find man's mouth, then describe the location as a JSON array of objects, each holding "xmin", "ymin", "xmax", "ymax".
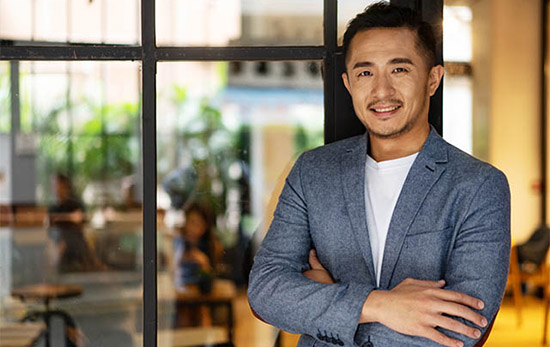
[{"xmin": 371, "ymin": 105, "xmax": 401, "ymax": 113}]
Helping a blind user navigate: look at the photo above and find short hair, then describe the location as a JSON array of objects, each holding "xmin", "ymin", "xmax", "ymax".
[{"xmin": 342, "ymin": 2, "xmax": 437, "ymax": 69}]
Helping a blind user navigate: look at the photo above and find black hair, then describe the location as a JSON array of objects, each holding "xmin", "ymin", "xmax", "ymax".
[
  {"xmin": 342, "ymin": 2, "xmax": 437, "ymax": 69},
  {"xmin": 183, "ymin": 202, "xmax": 218, "ymax": 265}
]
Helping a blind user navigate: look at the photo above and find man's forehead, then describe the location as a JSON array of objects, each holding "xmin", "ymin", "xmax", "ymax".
[{"xmin": 346, "ymin": 27, "xmax": 421, "ymax": 63}]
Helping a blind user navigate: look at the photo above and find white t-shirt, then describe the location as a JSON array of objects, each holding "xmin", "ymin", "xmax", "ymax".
[{"xmin": 364, "ymin": 152, "xmax": 418, "ymax": 286}]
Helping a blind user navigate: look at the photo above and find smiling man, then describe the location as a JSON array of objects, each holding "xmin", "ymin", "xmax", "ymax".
[{"xmin": 248, "ymin": 3, "xmax": 510, "ymax": 347}]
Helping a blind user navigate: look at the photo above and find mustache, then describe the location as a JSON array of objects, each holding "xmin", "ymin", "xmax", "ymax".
[{"xmin": 367, "ymin": 99, "xmax": 403, "ymax": 109}]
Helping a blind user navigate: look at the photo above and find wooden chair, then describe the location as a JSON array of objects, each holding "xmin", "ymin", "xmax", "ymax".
[
  {"xmin": 507, "ymin": 245, "xmax": 525, "ymax": 326},
  {"xmin": 507, "ymin": 244, "xmax": 550, "ymax": 343}
]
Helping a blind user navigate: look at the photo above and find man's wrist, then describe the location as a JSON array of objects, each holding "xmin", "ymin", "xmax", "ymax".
[{"xmin": 360, "ymin": 289, "xmax": 385, "ymax": 324}]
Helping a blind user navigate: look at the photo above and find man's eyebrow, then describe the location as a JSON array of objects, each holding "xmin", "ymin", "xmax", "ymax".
[
  {"xmin": 352, "ymin": 61, "xmax": 373, "ymax": 69},
  {"xmin": 390, "ymin": 58, "xmax": 414, "ymax": 65}
]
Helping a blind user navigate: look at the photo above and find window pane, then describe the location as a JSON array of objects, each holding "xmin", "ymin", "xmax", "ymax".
[
  {"xmin": 0, "ymin": 62, "xmax": 9, "ymax": 133},
  {"xmin": 1, "ymin": 61, "xmax": 144, "ymax": 347},
  {"xmin": 156, "ymin": 61, "xmax": 323, "ymax": 346},
  {"xmin": 156, "ymin": 0, "xmax": 323, "ymax": 46},
  {"xmin": 0, "ymin": 0, "xmax": 140, "ymax": 44}
]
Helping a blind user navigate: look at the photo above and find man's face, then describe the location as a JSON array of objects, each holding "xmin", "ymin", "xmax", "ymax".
[{"xmin": 342, "ymin": 28, "xmax": 443, "ymax": 139}]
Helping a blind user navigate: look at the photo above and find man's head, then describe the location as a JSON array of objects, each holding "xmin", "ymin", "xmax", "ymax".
[
  {"xmin": 341, "ymin": 2, "xmax": 444, "ymax": 141},
  {"xmin": 343, "ymin": 2, "xmax": 436, "ymax": 71}
]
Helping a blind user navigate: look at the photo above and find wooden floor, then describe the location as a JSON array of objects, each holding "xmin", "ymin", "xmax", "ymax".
[
  {"xmin": 233, "ymin": 293, "xmax": 549, "ymax": 347},
  {"xmin": 484, "ymin": 296, "xmax": 548, "ymax": 347}
]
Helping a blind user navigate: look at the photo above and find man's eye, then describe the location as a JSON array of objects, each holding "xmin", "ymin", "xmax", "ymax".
[
  {"xmin": 358, "ymin": 71, "xmax": 371, "ymax": 77},
  {"xmin": 393, "ymin": 67, "xmax": 407, "ymax": 73}
]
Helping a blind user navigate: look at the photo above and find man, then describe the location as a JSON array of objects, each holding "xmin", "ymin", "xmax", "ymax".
[{"xmin": 248, "ymin": 3, "xmax": 510, "ymax": 347}]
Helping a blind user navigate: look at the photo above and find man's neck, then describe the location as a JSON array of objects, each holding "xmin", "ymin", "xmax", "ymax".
[{"xmin": 368, "ymin": 124, "xmax": 430, "ymax": 162}]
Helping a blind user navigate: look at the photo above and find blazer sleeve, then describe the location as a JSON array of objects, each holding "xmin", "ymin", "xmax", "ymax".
[
  {"xmin": 441, "ymin": 169, "xmax": 511, "ymax": 347},
  {"xmin": 248, "ymin": 153, "xmax": 376, "ymax": 347}
]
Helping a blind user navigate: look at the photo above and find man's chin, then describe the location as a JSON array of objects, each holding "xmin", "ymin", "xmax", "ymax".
[{"xmin": 366, "ymin": 125, "xmax": 410, "ymax": 139}]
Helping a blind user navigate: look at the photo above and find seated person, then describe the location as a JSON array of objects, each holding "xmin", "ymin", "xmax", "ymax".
[
  {"xmin": 173, "ymin": 203, "xmax": 224, "ymax": 327},
  {"xmin": 174, "ymin": 203, "xmax": 222, "ymax": 289},
  {"xmin": 47, "ymin": 173, "xmax": 104, "ymax": 273}
]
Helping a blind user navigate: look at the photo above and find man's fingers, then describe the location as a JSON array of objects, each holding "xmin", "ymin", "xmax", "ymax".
[
  {"xmin": 436, "ymin": 289, "xmax": 486, "ymax": 314},
  {"xmin": 421, "ymin": 327, "xmax": 464, "ymax": 347},
  {"xmin": 402, "ymin": 278, "xmax": 446, "ymax": 288},
  {"xmin": 308, "ymin": 249, "xmax": 325, "ymax": 270},
  {"xmin": 436, "ymin": 301, "xmax": 487, "ymax": 328},
  {"xmin": 434, "ymin": 315, "xmax": 482, "ymax": 340}
]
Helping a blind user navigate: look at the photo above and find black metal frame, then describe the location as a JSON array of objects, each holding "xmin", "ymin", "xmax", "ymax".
[{"xmin": 0, "ymin": 1, "xmax": 443, "ymax": 346}]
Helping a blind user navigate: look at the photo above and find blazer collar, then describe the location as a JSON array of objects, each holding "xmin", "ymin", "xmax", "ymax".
[
  {"xmin": 340, "ymin": 127, "xmax": 448, "ymax": 288},
  {"xmin": 379, "ymin": 127, "xmax": 448, "ymax": 288},
  {"xmin": 340, "ymin": 133, "xmax": 376, "ymax": 283}
]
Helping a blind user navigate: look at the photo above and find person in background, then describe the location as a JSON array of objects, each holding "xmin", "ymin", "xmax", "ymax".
[
  {"xmin": 47, "ymin": 173, "xmax": 104, "ymax": 273},
  {"xmin": 173, "ymin": 202, "xmax": 223, "ymax": 326}
]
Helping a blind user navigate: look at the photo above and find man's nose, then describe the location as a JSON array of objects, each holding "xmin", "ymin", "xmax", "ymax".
[{"xmin": 372, "ymin": 74, "xmax": 396, "ymax": 98}]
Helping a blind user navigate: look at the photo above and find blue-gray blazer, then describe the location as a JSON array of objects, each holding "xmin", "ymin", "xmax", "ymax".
[{"xmin": 248, "ymin": 128, "xmax": 511, "ymax": 347}]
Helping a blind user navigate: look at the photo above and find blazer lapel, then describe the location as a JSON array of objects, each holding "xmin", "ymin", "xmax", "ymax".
[
  {"xmin": 340, "ymin": 134, "xmax": 377, "ymax": 283},
  {"xmin": 379, "ymin": 129, "xmax": 448, "ymax": 289}
]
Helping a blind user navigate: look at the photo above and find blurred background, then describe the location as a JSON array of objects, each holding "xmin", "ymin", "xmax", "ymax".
[{"xmin": 0, "ymin": 0, "xmax": 548, "ymax": 346}]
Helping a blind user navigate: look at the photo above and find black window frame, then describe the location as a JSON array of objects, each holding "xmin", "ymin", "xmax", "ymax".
[{"xmin": 0, "ymin": 1, "xmax": 443, "ymax": 346}]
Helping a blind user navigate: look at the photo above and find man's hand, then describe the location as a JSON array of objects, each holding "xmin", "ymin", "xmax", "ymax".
[
  {"xmin": 302, "ymin": 250, "xmax": 487, "ymax": 347},
  {"xmin": 362, "ymin": 278, "xmax": 487, "ymax": 347},
  {"xmin": 303, "ymin": 249, "xmax": 335, "ymax": 284}
]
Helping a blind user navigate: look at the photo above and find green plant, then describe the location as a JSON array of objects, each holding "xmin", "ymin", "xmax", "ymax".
[{"xmin": 35, "ymin": 98, "xmax": 140, "ymax": 204}]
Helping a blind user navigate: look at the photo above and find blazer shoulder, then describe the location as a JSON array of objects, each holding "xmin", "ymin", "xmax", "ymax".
[{"xmin": 442, "ymin": 139, "xmax": 508, "ymax": 185}]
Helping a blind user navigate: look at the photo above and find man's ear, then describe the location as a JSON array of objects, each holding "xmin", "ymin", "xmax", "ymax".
[
  {"xmin": 428, "ymin": 65, "xmax": 444, "ymax": 96},
  {"xmin": 342, "ymin": 72, "xmax": 351, "ymax": 94}
]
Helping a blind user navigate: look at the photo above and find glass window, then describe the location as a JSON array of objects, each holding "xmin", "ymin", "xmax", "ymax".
[
  {"xmin": 156, "ymin": 0, "xmax": 323, "ymax": 46},
  {"xmin": 156, "ymin": 60, "xmax": 323, "ymax": 346},
  {"xmin": 1, "ymin": 61, "xmax": 143, "ymax": 347},
  {"xmin": 0, "ymin": 62, "xmax": 9, "ymax": 133},
  {"xmin": 0, "ymin": 0, "xmax": 140, "ymax": 44}
]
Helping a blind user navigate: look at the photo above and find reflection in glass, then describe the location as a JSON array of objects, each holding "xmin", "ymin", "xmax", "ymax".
[
  {"xmin": 0, "ymin": 61, "xmax": 143, "ymax": 347},
  {"xmin": 156, "ymin": 61, "xmax": 323, "ymax": 346}
]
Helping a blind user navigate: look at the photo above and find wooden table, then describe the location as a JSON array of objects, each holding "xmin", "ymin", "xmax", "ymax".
[
  {"xmin": 160, "ymin": 279, "xmax": 237, "ymax": 346},
  {"xmin": 142, "ymin": 327, "xmax": 229, "ymax": 347},
  {"xmin": 12, "ymin": 283, "xmax": 83, "ymax": 347},
  {"xmin": 0, "ymin": 322, "xmax": 45, "ymax": 347}
]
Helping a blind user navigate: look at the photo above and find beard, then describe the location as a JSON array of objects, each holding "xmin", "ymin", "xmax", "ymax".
[
  {"xmin": 364, "ymin": 92, "xmax": 429, "ymax": 139},
  {"xmin": 365, "ymin": 116, "xmax": 416, "ymax": 139}
]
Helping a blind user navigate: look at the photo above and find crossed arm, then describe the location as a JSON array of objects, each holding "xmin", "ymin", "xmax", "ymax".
[
  {"xmin": 305, "ymin": 250, "xmax": 488, "ymax": 347},
  {"xmin": 248, "ymin": 156, "xmax": 510, "ymax": 347}
]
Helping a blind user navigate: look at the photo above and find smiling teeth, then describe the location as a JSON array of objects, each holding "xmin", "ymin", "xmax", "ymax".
[{"xmin": 374, "ymin": 106, "xmax": 399, "ymax": 112}]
